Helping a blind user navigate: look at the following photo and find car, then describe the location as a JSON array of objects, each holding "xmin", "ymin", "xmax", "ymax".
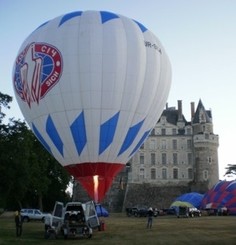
[
  {"xmin": 126, "ymin": 207, "xmax": 134, "ymax": 216},
  {"xmin": 21, "ymin": 208, "xmax": 50, "ymax": 222},
  {"xmin": 126, "ymin": 206, "xmax": 148, "ymax": 217},
  {"xmin": 161, "ymin": 208, "xmax": 176, "ymax": 215},
  {"xmin": 136, "ymin": 207, "xmax": 148, "ymax": 217},
  {"xmin": 188, "ymin": 207, "xmax": 201, "ymax": 217}
]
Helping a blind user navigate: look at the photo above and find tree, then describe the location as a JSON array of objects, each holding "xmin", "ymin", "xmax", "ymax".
[
  {"xmin": 0, "ymin": 92, "xmax": 71, "ymax": 210},
  {"xmin": 23, "ymin": 136, "xmax": 71, "ymax": 211},
  {"xmin": 0, "ymin": 118, "xmax": 31, "ymax": 208},
  {"xmin": 0, "ymin": 92, "xmax": 12, "ymax": 122}
]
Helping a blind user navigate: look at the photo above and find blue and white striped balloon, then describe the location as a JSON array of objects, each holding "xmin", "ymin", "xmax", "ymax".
[{"xmin": 13, "ymin": 10, "xmax": 171, "ymax": 201}]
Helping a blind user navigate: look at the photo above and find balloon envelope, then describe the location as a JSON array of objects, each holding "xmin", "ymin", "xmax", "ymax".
[
  {"xmin": 174, "ymin": 192, "xmax": 204, "ymax": 209},
  {"xmin": 201, "ymin": 180, "xmax": 236, "ymax": 215},
  {"xmin": 170, "ymin": 201, "xmax": 194, "ymax": 208},
  {"xmin": 13, "ymin": 10, "xmax": 171, "ymax": 202}
]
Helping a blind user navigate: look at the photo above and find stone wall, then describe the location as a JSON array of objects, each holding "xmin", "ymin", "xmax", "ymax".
[
  {"xmin": 123, "ymin": 183, "xmax": 190, "ymax": 210},
  {"xmin": 73, "ymin": 180, "xmax": 191, "ymax": 212}
]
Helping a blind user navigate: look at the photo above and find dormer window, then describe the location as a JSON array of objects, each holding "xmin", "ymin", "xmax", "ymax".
[
  {"xmin": 199, "ymin": 109, "xmax": 206, "ymax": 123},
  {"xmin": 161, "ymin": 116, "xmax": 166, "ymax": 125}
]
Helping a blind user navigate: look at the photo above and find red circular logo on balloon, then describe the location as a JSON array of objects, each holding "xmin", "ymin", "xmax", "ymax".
[{"xmin": 13, "ymin": 42, "xmax": 63, "ymax": 107}]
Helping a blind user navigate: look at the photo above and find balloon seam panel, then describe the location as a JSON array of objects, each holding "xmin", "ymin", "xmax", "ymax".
[{"xmin": 46, "ymin": 115, "xmax": 64, "ymax": 156}]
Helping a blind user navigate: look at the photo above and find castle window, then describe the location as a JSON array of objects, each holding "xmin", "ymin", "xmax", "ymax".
[
  {"xmin": 151, "ymin": 153, "xmax": 156, "ymax": 165},
  {"xmin": 199, "ymin": 109, "xmax": 206, "ymax": 123},
  {"xmin": 172, "ymin": 139, "xmax": 177, "ymax": 150},
  {"xmin": 140, "ymin": 143, "xmax": 144, "ymax": 149},
  {"xmin": 161, "ymin": 116, "xmax": 166, "ymax": 124},
  {"xmin": 150, "ymin": 140, "xmax": 155, "ymax": 150},
  {"xmin": 187, "ymin": 139, "xmax": 192, "ymax": 149},
  {"xmin": 140, "ymin": 154, "xmax": 144, "ymax": 165},
  {"xmin": 161, "ymin": 128, "xmax": 166, "ymax": 135},
  {"xmin": 162, "ymin": 168, "xmax": 167, "ymax": 179},
  {"xmin": 172, "ymin": 128, "xmax": 177, "ymax": 135},
  {"xmin": 151, "ymin": 169, "xmax": 156, "ymax": 180},
  {"xmin": 162, "ymin": 153, "xmax": 167, "ymax": 165},
  {"xmin": 161, "ymin": 140, "xmax": 166, "ymax": 149},
  {"xmin": 173, "ymin": 168, "xmax": 178, "ymax": 179},
  {"xmin": 188, "ymin": 153, "xmax": 192, "ymax": 165},
  {"xmin": 208, "ymin": 157, "xmax": 212, "ymax": 164},
  {"xmin": 188, "ymin": 168, "xmax": 193, "ymax": 179},
  {"xmin": 173, "ymin": 153, "xmax": 178, "ymax": 165},
  {"xmin": 186, "ymin": 127, "xmax": 191, "ymax": 135},
  {"xmin": 203, "ymin": 170, "xmax": 208, "ymax": 180},
  {"xmin": 139, "ymin": 168, "xmax": 145, "ymax": 180}
]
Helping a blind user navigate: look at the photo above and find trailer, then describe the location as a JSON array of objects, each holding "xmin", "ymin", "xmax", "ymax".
[
  {"xmin": 44, "ymin": 201, "xmax": 100, "ymax": 239},
  {"xmin": 176, "ymin": 206, "xmax": 189, "ymax": 218}
]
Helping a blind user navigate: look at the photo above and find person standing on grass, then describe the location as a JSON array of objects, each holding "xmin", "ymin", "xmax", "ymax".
[
  {"xmin": 15, "ymin": 210, "xmax": 22, "ymax": 237},
  {"xmin": 146, "ymin": 207, "xmax": 154, "ymax": 229}
]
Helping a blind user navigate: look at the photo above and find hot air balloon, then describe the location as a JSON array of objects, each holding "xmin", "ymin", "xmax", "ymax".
[
  {"xmin": 201, "ymin": 181, "xmax": 236, "ymax": 215},
  {"xmin": 13, "ymin": 10, "xmax": 171, "ymax": 202},
  {"xmin": 174, "ymin": 192, "xmax": 203, "ymax": 209}
]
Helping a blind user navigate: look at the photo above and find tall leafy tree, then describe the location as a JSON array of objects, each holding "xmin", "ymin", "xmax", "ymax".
[
  {"xmin": 0, "ymin": 92, "xmax": 12, "ymax": 122},
  {"xmin": 0, "ymin": 92, "xmax": 71, "ymax": 210},
  {"xmin": 2, "ymin": 119, "xmax": 32, "ymax": 208},
  {"xmin": 0, "ymin": 117, "xmax": 32, "ymax": 208},
  {"xmin": 23, "ymin": 136, "xmax": 71, "ymax": 210},
  {"xmin": 0, "ymin": 93, "xmax": 29, "ymax": 208}
]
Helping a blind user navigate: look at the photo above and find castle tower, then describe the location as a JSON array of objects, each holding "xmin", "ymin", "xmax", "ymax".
[{"xmin": 192, "ymin": 100, "xmax": 219, "ymax": 192}]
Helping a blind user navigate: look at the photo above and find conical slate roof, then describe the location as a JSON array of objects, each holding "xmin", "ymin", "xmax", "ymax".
[{"xmin": 192, "ymin": 99, "xmax": 212, "ymax": 124}]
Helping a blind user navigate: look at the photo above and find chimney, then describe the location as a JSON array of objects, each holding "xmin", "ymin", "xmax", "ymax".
[
  {"xmin": 177, "ymin": 100, "xmax": 183, "ymax": 121},
  {"xmin": 191, "ymin": 102, "xmax": 195, "ymax": 119},
  {"xmin": 166, "ymin": 103, "xmax": 168, "ymax": 109}
]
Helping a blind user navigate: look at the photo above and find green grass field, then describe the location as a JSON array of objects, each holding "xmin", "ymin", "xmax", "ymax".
[{"xmin": 0, "ymin": 212, "xmax": 236, "ymax": 245}]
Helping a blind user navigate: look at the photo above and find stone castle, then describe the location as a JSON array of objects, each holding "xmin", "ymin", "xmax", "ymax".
[{"xmin": 73, "ymin": 100, "xmax": 219, "ymax": 211}]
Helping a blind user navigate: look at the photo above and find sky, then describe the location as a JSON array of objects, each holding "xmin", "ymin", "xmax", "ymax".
[{"xmin": 1, "ymin": 0, "xmax": 236, "ymax": 180}]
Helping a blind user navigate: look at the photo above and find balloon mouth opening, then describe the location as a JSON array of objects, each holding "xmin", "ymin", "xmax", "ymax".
[
  {"xmin": 93, "ymin": 175, "xmax": 99, "ymax": 203},
  {"xmin": 64, "ymin": 162, "xmax": 125, "ymax": 202}
]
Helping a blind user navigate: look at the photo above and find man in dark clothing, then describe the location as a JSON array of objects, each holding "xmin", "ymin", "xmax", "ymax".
[
  {"xmin": 15, "ymin": 211, "xmax": 22, "ymax": 237},
  {"xmin": 146, "ymin": 207, "xmax": 154, "ymax": 229}
]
